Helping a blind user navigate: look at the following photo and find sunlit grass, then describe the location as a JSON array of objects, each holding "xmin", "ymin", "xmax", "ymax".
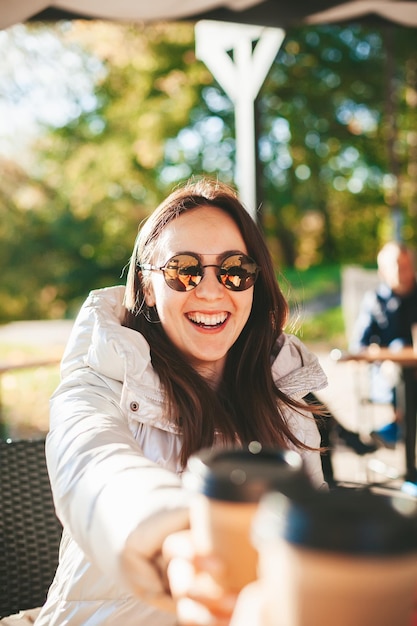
[
  {"xmin": 280, "ymin": 264, "xmax": 341, "ymax": 306},
  {"xmin": 0, "ymin": 342, "xmax": 61, "ymax": 439},
  {"xmin": 280, "ymin": 264, "xmax": 346, "ymax": 346},
  {"xmin": 292, "ymin": 307, "xmax": 347, "ymax": 348}
]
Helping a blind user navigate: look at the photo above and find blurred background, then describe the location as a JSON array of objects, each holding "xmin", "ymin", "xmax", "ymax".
[{"xmin": 0, "ymin": 16, "xmax": 416, "ymax": 448}]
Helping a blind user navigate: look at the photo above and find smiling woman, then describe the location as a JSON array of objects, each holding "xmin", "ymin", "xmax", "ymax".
[{"xmin": 34, "ymin": 177, "xmax": 328, "ymax": 626}]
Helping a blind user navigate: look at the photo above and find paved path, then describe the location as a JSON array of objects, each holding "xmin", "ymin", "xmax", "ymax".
[{"xmin": 0, "ymin": 319, "xmax": 74, "ymax": 348}]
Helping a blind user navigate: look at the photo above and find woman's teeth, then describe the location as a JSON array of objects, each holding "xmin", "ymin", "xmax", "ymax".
[{"xmin": 187, "ymin": 312, "xmax": 228, "ymax": 326}]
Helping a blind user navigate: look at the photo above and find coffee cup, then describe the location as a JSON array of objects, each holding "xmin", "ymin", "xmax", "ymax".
[
  {"xmin": 183, "ymin": 445, "xmax": 312, "ymax": 592},
  {"xmin": 253, "ymin": 488, "xmax": 417, "ymax": 626}
]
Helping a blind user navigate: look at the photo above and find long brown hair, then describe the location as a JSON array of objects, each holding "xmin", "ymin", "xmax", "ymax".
[{"xmin": 123, "ymin": 178, "xmax": 317, "ymax": 467}]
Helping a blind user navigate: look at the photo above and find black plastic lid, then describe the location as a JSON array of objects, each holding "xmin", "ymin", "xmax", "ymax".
[
  {"xmin": 183, "ymin": 445, "xmax": 313, "ymax": 503},
  {"xmin": 255, "ymin": 489, "xmax": 417, "ymax": 556}
]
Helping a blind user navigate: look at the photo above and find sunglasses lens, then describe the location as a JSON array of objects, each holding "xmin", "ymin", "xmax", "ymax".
[
  {"xmin": 220, "ymin": 254, "xmax": 259, "ymax": 291},
  {"xmin": 161, "ymin": 253, "xmax": 259, "ymax": 292},
  {"xmin": 164, "ymin": 254, "xmax": 203, "ymax": 291}
]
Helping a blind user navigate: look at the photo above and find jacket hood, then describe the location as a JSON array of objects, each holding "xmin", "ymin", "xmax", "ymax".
[{"xmin": 271, "ymin": 332, "xmax": 328, "ymax": 399}]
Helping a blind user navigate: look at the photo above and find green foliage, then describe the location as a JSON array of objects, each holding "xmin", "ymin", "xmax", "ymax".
[
  {"xmin": 280, "ymin": 264, "xmax": 341, "ymax": 305},
  {"xmin": 0, "ymin": 21, "xmax": 214, "ymax": 320},
  {"xmin": 293, "ymin": 306, "xmax": 346, "ymax": 347},
  {"xmin": 0, "ymin": 20, "xmax": 416, "ymax": 321},
  {"xmin": 280, "ymin": 264, "xmax": 345, "ymax": 346},
  {"xmin": 259, "ymin": 24, "xmax": 417, "ymax": 266}
]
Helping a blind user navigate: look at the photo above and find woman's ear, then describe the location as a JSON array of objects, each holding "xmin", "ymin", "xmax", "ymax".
[{"xmin": 144, "ymin": 283, "xmax": 156, "ymax": 307}]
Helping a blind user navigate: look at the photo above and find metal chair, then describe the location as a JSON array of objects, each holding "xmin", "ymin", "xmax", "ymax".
[{"xmin": 0, "ymin": 439, "xmax": 62, "ymax": 619}]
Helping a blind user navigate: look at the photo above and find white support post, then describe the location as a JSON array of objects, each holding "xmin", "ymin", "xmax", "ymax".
[{"xmin": 195, "ymin": 21, "xmax": 285, "ymax": 220}]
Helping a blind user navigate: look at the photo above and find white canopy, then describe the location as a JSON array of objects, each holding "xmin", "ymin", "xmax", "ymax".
[{"xmin": 1, "ymin": 0, "xmax": 417, "ymax": 30}]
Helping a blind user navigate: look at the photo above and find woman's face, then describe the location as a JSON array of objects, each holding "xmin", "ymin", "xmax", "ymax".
[{"xmin": 145, "ymin": 206, "xmax": 254, "ymax": 385}]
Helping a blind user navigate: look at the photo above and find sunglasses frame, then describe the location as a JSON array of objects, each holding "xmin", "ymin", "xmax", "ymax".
[{"xmin": 138, "ymin": 251, "xmax": 260, "ymax": 292}]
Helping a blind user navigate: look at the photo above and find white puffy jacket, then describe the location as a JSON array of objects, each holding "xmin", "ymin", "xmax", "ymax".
[{"xmin": 35, "ymin": 286, "xmax": 327, "ymax": 626}]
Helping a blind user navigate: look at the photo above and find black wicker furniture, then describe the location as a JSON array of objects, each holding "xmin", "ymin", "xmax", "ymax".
[{"xmin": 0, "ymin": 439, "xmax": 62, "ymax": 618}]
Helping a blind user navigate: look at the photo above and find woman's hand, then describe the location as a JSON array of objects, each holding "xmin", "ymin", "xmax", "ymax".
[
  {"xmin": 121, "ymin": 533, "xmax": 177, "ymax": 614},
  {"xmin": 163, "ymin": 529, "xmax": 239, "ymax": 626},
  {"xmin": 118, "ymin": 500, "xmax": 190, "ymax": 614}
]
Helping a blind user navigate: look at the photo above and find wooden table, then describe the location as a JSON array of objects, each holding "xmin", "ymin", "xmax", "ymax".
[{"xmin": 336, "ymin": 346, "xmax": 417, "ymax": 483}]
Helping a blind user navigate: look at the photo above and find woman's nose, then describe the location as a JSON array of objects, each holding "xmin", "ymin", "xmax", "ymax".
[{"xmin": 194, "ymin": 266, "xmax": 224, "ymax": 299}]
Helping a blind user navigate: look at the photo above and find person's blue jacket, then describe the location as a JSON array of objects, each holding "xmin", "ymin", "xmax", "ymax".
[
  {"xmin": 352, "ymin": 282, "xmax": 417, "ymax": 351},
  {"xmin": 350, "ymin": 281, "xmax": 417, "ymax": 405}
]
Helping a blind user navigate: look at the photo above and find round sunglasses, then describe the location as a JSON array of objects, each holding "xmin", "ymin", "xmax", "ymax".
[{"xmin": 139, "ymin": 252, "xmax": 260, "ymax": 292}]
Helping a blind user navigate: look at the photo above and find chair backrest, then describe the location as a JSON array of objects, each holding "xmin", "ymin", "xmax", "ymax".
[{"xmin": 0, "ymin": 439, "xmax": 62, "ymax": 618}]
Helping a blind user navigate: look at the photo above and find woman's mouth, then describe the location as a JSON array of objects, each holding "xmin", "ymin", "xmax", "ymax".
[{"xmin": 187, "ymin": 312, "xmax": 229, "ymax": 328}]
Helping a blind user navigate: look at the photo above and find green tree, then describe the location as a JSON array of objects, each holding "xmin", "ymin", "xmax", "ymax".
[
  {"xmin": 257, "ymin": 24, "xmax": 417, "ymax": 267},
  {"xmin": 1, "ymin": 20, "xmax": 417, "ymax": 321},
  {"xmin": 0, "ymin": 21, "xmax": 214, "ymax": 320}
]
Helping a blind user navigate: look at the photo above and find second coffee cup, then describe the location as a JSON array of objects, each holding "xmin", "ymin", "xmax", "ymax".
[
  {"xmin": 183, "ymin": 445, "xmax": 312, "ymax": 592},
  {"xmin": 253, "ymin": 488, "xmax": 417, "ymax": 626}
]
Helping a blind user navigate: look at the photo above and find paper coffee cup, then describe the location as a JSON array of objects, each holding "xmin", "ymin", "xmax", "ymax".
[
  {"xmin": 253, "ymin": 489, "xmax": 417, "ymax": 626},
  {"xmin": 183, "ymin": 446, "xmax": 312, "ymax": 592}
]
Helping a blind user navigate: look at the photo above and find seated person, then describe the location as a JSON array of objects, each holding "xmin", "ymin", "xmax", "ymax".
[{"xmin": 350, "ymin": 241, "xmax": 417, "ymax": 448}]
